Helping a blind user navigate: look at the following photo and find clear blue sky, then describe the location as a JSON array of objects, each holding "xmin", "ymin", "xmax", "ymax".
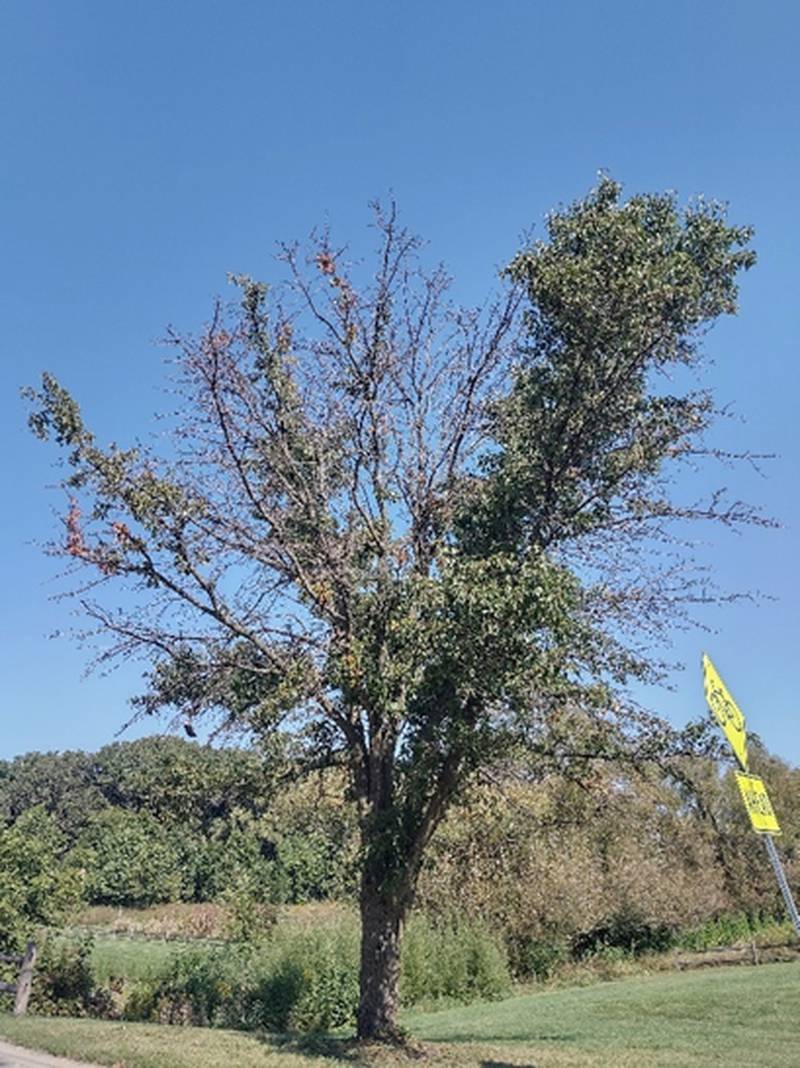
[{"xmin": 2, "ymin": 1, "xmax": 798, "ymax": 762}]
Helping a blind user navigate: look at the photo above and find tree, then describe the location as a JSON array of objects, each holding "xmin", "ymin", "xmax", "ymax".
[
  {"xmin": 26, "ymin": 179, "xmax": 761, "ymax": 1039},
  {"xmin": 89, "ymin": 735, "xmax": 282, "ymax": 832},
  {"xmin": 0, "ymin": 750, "xmax": 101, "ymax": 842},
  {"xmin": 0, "ymin": 808, "xmax": 84, "ymax": 953},
  {"xmin": 78, "ymin": 807, "xmax": 183, "ymax": 906}
]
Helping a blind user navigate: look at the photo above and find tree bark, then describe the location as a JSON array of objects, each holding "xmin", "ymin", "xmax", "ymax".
[
  {"xmin": 353, "ymin": 735, "xmax": 466, "ymax": 1041},
  {"xmin": 356, "ymin": 865, "xmax": 407, "ymax": 1041}
]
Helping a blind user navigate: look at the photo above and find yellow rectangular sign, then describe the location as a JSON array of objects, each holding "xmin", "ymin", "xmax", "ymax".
[
  {"xmin": 703, "ymin": 654, "xmax": 748, "ymax": 771},
  {"xmin": 735, "ymin": 773, "xmax": 781, "ymax": 835}
]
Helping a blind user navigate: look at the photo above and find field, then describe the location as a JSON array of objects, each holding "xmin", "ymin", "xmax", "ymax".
[
  {"xmin": 1, "ymin": 959, "xmax": 798, "ymax": 1067},
  {"xmin": 72, "ymin": 901, "xmax": 355, "ymax": 983}
]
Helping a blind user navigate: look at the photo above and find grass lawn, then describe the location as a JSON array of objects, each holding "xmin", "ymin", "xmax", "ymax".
[
  {"xmin": 410, "ymin": 960, "xmax": 800, "ymax": 1063},
  {"xmin": 1, "ymin": 960, "xmax": 799, "ymax": 1067}
]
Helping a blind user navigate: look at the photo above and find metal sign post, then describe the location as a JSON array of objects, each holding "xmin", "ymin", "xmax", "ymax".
[{"xmin": 762, "ymin": 834, "xmax": 800, "ymax": 937}]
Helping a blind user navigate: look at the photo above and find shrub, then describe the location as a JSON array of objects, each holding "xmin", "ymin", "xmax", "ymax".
[
  {"xmin": 512, "ymin": 937, "xmax": 568, "ymax": 981},
  {"xmin": 276, "ymin": 832, "xmax": 345, "ymax": 903},
  {"xmin": 220, "ymin": 885, "xmax": 279, "ymax": 942},
  {"xmin": 192, "ymin": 830, "xmax": 287, "ymax": 904},
  {"xmin": 0, "ymin": 807, "xmax": 84, "ymax": 953},
  {"xmin": 251, "ymin": 927, "xmax": 359, "ymax": 1031},
  {"xmin": 125, "ymin": 925, "xmax": 360, "ymax": 1032},
  {"xmin": 124, "ymin": 913, "xmax": 508, "ymax": 1033},
  {"xmin": 127, "ymin": 944, "xmax": 238, "ymax": 1028},
  {"xmin": 198, "ymin": 828, "xmax": 349, "ymax": 906},
  {"xmin": 676, "ymin": 911, "xmax": 783, "ymax": 951},
  {"xmin": 571, "ymin": 909, "xmax": 675, "ymax": 960},
  {"xmin": 28, "ymin": 935, "xmax": 115, "ymax": 1019},
  {"xmin": 400, "ymin": 916, "xmax": 510, "ymax": 1006}
]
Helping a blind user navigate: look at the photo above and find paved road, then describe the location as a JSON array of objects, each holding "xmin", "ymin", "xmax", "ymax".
[{"xmin": 0, "ymin": 1041, "xmax": 101, "ymax": 1068}]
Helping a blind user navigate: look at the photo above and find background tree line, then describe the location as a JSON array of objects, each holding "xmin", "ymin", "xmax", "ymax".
[
  {"xmin": 0, "ymin": 736, "xmax": 357, "ymax": 910},
  {"xmin": 2, "ymin": 734, "xmax": 796, "ymax": 967}
]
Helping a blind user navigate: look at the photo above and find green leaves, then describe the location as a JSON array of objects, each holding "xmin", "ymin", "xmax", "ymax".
[
  {"xmin": 478, "ymin": 177, "xmax": 755, "ymax": 553},
  {"xmin": 0, "ymin": 808, "xmax": 84, "ymax": 952},
  {"xmin": 78, "ymin": 808, "xmax": 183, "ymax": 907},
  {"xmin": 24, "ymin": 372, "xmax": 85, "ymax": 447},
  {"xmin": 508, "ymin": 177, "xmax": 754, "ymax": 363}
]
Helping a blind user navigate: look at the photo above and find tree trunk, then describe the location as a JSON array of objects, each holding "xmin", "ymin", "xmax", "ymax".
[{"xmin": 356, "ymin": 872, "xmax": 407, "ymax": 1041}]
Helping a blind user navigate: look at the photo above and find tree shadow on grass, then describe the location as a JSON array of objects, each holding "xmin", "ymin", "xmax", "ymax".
[
  {"xmin": 259, "ymin": 1032, "xmax": 468, "ymax": 1063},
  {"xmin": 256, "ymin": 1033, "xmax": 565, "ymax": 1066},
  {"xmin": 258, "ymin": 1033, "xmax": 360, "ymax": 1062},
  {"xmin": 481, "ymin": 1062, "xmax": 540, "ymax": 1068},
  {"xmin": 438, "ymin": 1032, "xmax": 576, "ymax": 1043}
]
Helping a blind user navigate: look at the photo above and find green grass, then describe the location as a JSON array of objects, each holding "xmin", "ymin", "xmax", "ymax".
[
  {"xmin": 80, "ymin": 903, "xmax": 358, "ymax": 984},
  {"xmin": 89, "ymin": 937, "xmax": 197, "ymax": 983},
  {"xmin": 2, "ymin": 960, "xmax": 799, "ymax": 1067},
  {"xmin": 409, "ymin": 960, "xmax": 800, "ymax": 1063},
  {"xmin": 0, "ymin": 1018, "xmax": 356, "ymax": 1068}
]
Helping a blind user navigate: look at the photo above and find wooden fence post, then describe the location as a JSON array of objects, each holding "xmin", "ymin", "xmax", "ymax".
[{"xmin": 13, "ymin": 941, "xmax": 37, "ymax": 1016}]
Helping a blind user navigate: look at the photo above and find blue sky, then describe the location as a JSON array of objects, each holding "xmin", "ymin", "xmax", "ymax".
[{"xmin": 2, "ymin": 1, "xmax": 798, "ymax": 762}]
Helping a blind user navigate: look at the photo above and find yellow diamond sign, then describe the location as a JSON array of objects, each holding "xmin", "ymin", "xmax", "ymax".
[
  {"xmin": 703, "ymin": 654, "xmax": 748, "ymax": 771},
  {"xmin": 735, "ymin": 773, "xmax": 781, "ymax": 835}
]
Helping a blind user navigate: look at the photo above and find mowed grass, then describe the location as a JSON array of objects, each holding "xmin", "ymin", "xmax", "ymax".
[
  {"xmin": 409, "ymin": 960, "xmax": 800, "ymax": 1064},
  {"xmin": 1, "ymin": 960, "xmax": 799, "ymax": 1067}
]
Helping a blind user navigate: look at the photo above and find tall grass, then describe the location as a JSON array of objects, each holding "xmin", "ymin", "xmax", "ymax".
[
  {"xmin": 122, "ymin": 915, "xmax": 510, "ymax": 1032},
  {"xmin": 401, "ymin": 915, "xmax": 510, "ymax": 1006},
  {"xmin": 677, "ymin": 912, "xmax": 792, "ymax": 951}
]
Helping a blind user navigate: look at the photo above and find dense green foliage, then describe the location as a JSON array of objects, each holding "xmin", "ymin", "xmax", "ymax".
[
  {"xmin": 80, "ymin": 809, "xmax": 183, "ymax": 906},
  {"xmin": 0, "ymin": 737, "xmax": 355, "ymax": 909},
  {"xmin": 0, "ymin": 807, "xmax": 83, "ymax": 953},
  {"xmin": 115, "ymin": 916, "xmax": 508, "ymax": 1031},
  {"xmin": 28, "ymin": 935, "xmax": 114, "ymax": 1020},
  {"xmin": 125, "ymin": 928, "xmax": 360, "ymax": 1032},
  {"xmin": 0, "ymin": 736, "xmax": 278, "ymax": 834}
]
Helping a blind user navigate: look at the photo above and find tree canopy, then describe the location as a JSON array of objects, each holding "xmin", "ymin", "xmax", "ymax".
[{"xmin": 26, "ymin": 177, "xmax": 760, "ymax": 1039}]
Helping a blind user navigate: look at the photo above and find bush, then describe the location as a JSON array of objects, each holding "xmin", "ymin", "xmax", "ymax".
[
  {"xmin": 512, "ymin": 937, "xmax": 568, "ymax": 981},
  {"xmin": 571, "ymin": 909, "xmax": 675, "ymax": 960},
  {"xmin": 220, "ymin": 884, "xmax": 279, "ymax": 942},
  {"xmin": 29, "ymin": 935, "xmax": 115, "ymax": 1019},
  {"xmin": 0, "ymin": 807, "xmax": 84, "ymax": 953},
  {"xmin": 125, "ymin": 925, "xmax": 360, "ymax": 1032},
  {"xmin": 400, "ymin": 916, "xmax": 510, "ymax": 1007},
  {"xmin": 125, "ymin": 945, "xmax": 239, "ymax": 1028},
  {"xmin": 276, "ymin": 832, "xmax": 345, "ymax": 903},
  {"xmin": 124, "ymin": 912, "xmax": 508, "ymax": 1033},
  {"xmin": 252, "ymin": 927, "xmax": 359, "ymax": 1031},
  {"xmin": 191, "ymin": 829, "xmax": 287, "ymax": 904},
  {"xmin": 197, "ymin": 828, "xmax": 350, "ymax": 906},
  {"xmin": 676, "ymin": 911, "xmax": 784, "ymax": 951}
]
